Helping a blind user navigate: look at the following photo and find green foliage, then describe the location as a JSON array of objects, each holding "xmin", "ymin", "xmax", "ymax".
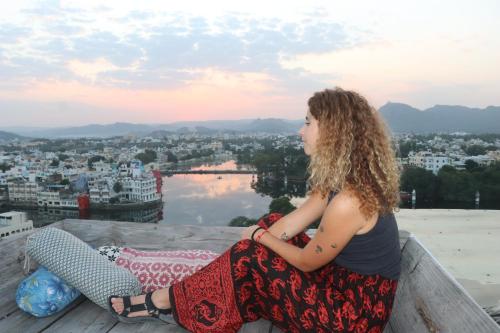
[
  {"xmin": 437, "ymin": 167, "xmax": 477, "ymax": 202},
  {"xmin": 60, "ymin": 179, "xmax": 70, "ymax": 185},
  {"xmin": 0, "ymin": 163, "xmax": 11, "ymax": 172},
  {"xmin": 464, "ymin": 145, "xmax": 487, "ymax": 156},
  {"xmin": 464, "ymin": 159, "xmax": 480, "ymax": 172},
  {"xmin": 229, "ymin": 216, "xmax": 258, "ymax": 227},
  {"xmin": 87, "ymin": 155, "xmax": 105, "ymax": 169},
  {"xmin": 166, "ymin": 151, "xmax": 178, "ymax": 163},
  {"xmin": 50, "ymin": 159, "xmax": 59, "ymax": 167},
  {"xmin": 178, "ymin": 149, "xmax": 213, "ymax": 161},
  {"xmin": 401, "ymin": 163, "xmax": 500, "ymax": 205},
  {"xmin": 269, "ymin": 196, "xmax": 296, "ymax": 215},
  {"xmin": 135, "ymin": 149, "xmax": 157, "ymax": 164},
  {"xmin": 58, "ymin": 153, "xmax": 69, "ymax": 161},
  {"xmin": 238, "ymin": 144, "xmax": 308, "ymax": 179},
  {"xmin": 398, "ymin": 140, "xmax": 417, "ymax": 158},
  {"xmin": 400, "ymin": 166, "xmax": 439, "ymax": 203},
  {"xmin": 113, "ymin": 181, "xmax": 123, "ymax": 193}
]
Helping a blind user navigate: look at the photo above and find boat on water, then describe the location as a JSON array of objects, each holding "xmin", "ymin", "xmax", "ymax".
[
  {"xmin": 0, "ymin": 211, "xmax": 33, "ymax": 239},
  {"xmin": 0, "ymin": 218, "xmax": 498, "ymax": 332}
]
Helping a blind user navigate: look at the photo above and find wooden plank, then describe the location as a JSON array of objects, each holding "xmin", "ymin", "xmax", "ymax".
[
  {"xmin": 108, "ymin": 318, "xmax": 271, "ymax": 333},
  {"xmin": 389, "ymin": 236, "xmax": 500, "ymax": 333},
  {"xmin": 42, "ymin": 299, "xmax": 116, "ymax": 333},
  {"xmin": 0, "ymin": 296, "xmax": 86, "ymax": 333},
  {"xmin": 56, "ymin": 219, "xmax": 242, "ymax": 252},
  {"xmin": 238, "ymin": 319, "xmax": 273, "ymax": 333},
  {"xmin": 383, "ymin": 321, "xmax": 395, "ymax": 333},
  {"xmin": 0, "ymin": 231, "xmax": 37, "ymax": 320},
  {"xmin": 108, "ymin": 321, "xmax": 188, "ymax": 333},
  {"xmin": 0, "ymin": 279, "xmax": 27, "ymax": 320}
]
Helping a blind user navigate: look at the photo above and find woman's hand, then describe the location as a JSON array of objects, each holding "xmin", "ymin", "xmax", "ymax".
[{"xmin": 240, "ymin": 225, "xmax": 263, "ymax": 241}]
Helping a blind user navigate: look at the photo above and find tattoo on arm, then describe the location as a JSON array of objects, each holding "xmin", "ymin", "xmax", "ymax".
[
  {"xmin": 315, "ymin": 245, "xmax": 323, "ymax": 254},
  {"xmin": 330, "ymin": 243, "xmax": 337, "ymax": 248},
  {"xmin": 280, "ymin": 232, "xmax": 289, "ymax": 241}
]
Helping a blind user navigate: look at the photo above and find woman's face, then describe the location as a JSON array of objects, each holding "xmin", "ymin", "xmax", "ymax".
[{"xmin": 299, "ymin": 110, "xmax": 319, "ymax": 156}]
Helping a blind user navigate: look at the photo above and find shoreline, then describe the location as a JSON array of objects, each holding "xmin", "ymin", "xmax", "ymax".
[{"xmin": 3, "ymin": 199, "xmax": 163, "ymax": 212}]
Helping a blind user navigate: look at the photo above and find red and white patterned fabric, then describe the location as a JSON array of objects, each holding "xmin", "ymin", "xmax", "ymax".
[{"xmin": 114, "ymin": 248, "xmax": 220, "ymax": 293}]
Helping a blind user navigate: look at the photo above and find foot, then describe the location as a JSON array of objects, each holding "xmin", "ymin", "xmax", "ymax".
[{"xmin": 110, "ymin": 288, "xmax": 171, "ymax": 318}]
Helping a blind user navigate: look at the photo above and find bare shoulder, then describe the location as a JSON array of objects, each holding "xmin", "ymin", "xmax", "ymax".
[
  {"xmin": 327, "ymin": 189, "xmax": 361, "ymax": 213},
  {"xmin": 323, "ymin": 189, "xmax": 366, "ymax": 230}
]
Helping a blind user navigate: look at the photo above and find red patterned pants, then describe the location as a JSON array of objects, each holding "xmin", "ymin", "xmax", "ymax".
[{"xmin": 169, "ymin": 213, "xmax": 398, "ymax": 333}]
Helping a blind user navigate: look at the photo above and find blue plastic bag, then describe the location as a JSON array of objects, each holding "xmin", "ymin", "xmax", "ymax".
[{"xmin": 16, "ymin": 266, "xmax": 81, "ymax": 317}]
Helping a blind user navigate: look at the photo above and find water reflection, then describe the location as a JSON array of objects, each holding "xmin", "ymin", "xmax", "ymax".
[
  {"xmin": 18, "ymin": 205, "xmax": 164, "ymax": 228},
  {"xmin": 251, "ymin": 174, "xmax": 307, "ymax": 198},
  {"xmin": 161, "ymin": 172, "xmax": 271, "ymax": 226}
]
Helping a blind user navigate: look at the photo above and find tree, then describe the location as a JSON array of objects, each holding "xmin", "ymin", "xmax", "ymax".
[
  {"xmin": 58, "ymin": 153, "xmax": 69, "ymax": 161},
  {"xmin": 229, "ymin": 216, "xmax": 257, "ymax": 227},
  {"xmin": 437, "ymin": 166, "xmax": 477, "ymax": 202},
  {"xmin": 113, "ymin": 181, "xmax": 123, "ymax": 193},
  {"xmin": 60, "ymin": 179, "xmax": 70, "ymax": 185},
  {"xmin": 166, "ymin": 151, "xmax": 178, "ymax": 163},
  {"xmin": 135, "ymin": 149, "xmax": 157, "ymax": 164},
  {"xmin": 464, "ymin": 159, "xmax": 480, "ymax": 172},
  {"xmin": 400, "ymin": 166, "xmax": 439, "ymax": 204},
  {"xmin": 0, "ymin": 163, "xmax": 11, "ymax": 172},
  {"xmin": 269, "ymin": 197, "xmax": 296, "ymax": 215},
  {"xmin": 398, "ymin": 140, "xmax": 417, "ymax": 158},
  {"xmin": 88, "ymin": 155, "xmax": 105, "ymax": 169},
  {"xmin": 464, "ymin": 145, "xmax": 487, "ymax": 156},
  {"xmin": 50, "ymin": 159, "xmax": 59, "ymax": 167}
]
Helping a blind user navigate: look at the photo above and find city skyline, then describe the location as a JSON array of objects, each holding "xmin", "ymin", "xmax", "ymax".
[{"xmin": 1, "ymin": 0, "xmax": 499, "ymax": 127}]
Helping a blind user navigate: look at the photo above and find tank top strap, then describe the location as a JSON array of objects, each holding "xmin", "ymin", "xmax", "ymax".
[{"xmin": 327, "ymin": 190, "xmax": 337, "ymax": 204}]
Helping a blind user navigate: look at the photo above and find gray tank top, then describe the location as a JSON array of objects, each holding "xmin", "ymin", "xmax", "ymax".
[{"xmin": 327, "ymin": 191, "xmax": 401, "ymax": 280}]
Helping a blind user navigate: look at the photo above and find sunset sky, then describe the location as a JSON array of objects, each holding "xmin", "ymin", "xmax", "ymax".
[{"xmin": 0, "ymin": 0, "xmax": 499, "ymax": 127}]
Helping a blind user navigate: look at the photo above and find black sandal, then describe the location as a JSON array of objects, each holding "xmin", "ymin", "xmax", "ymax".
[{"xmin": 108, "ymin": 291, "xmax": 175, "ymax": 324}]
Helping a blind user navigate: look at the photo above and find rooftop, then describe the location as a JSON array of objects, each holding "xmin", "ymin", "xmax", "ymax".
[{"xmin": 0, "ymin": 211, "xmax": 499, "ymax": 332}]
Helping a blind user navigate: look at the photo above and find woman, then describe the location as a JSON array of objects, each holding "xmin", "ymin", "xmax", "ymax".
[{"xmin": 109, "ymin": 87, "xmax": 402, "ymax": 333}]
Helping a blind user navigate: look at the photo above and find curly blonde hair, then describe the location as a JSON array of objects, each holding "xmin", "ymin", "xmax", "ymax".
[{"xmin": 307, "ymin": 87, "xmax": 400, "ymax": 218}]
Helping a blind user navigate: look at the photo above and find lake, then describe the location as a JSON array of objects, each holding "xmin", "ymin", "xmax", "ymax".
[{"xmin": 0, "ymin": 160, "xmax": 275, "ymax": 227}]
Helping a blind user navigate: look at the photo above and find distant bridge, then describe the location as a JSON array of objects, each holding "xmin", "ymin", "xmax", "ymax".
[{"xmin": 160, "ymin": 169, "xmax": 257, "ymax": 175}]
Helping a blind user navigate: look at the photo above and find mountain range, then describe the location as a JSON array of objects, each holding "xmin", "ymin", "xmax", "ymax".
[
  {"xmin": 0, "ymin": 130, "xmax": 25, "ymax": 141},
  {"xmin": 379, "ymin": 103, "xmax": 500, "ymax": 134},
  {"xmin": 0, "ymin": 103, "xmax": 499, "ymax": 139}
]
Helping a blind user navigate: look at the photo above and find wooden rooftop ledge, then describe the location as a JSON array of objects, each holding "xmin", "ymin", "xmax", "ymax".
[{"xmin": 0, "ymin": 219, "xmax": 499, "ymax": 333}]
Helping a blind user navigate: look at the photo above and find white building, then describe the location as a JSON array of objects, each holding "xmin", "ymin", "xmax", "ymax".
[
  {"xmin": 121, "ymin": 175, "xmax": 159, "ymax": 203},
  {"xmin": 7, "ymin": 180, "xmax": 39, "ymax": 204},
  {"xmin": 89, "ymin": 184, "xmax": 111, "ymax": 203},
  {"xmin": 36, "ymin": 191, "xmax": 78, "ymax": 208},
  {"xmin": 37, "ymin": 191, "xmax": 61, "ymax": 207},
  {"xmin": 0, "ymin": 211, "xmax": 33, "ymax": 238},
  {"xmin": 93, "ymin": 160, "xmax": 112, "ymax": 173},
  {"xmin": 467, "ymin": 155, "xmax": 495, "ymax": 166},
  {"xmin": 408, "ymin": 151, "xmax": 451, "ymax": 174}
]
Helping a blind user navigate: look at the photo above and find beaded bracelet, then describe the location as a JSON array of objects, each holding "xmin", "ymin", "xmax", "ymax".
[
  {"xmin": 251, "ymin": 227, "xmax": 263, "ymax": 241},
  {"xmin": 255, "ymin": 230, "xmax": 268, "ymax": 243}
]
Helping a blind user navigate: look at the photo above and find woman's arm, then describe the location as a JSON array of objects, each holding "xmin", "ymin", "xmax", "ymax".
[
  {"xmin": 243, "ymin": 192, "xmax": 366, "ymax": 272},
  {"xmin": 265, "ymin": 191, "xmax": 328, "ymax": 241}
]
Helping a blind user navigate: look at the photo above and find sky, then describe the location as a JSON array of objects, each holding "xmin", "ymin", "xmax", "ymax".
[{"xmin": 0, "ymin": 0, "xmax": 499, "ymax": 127}]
